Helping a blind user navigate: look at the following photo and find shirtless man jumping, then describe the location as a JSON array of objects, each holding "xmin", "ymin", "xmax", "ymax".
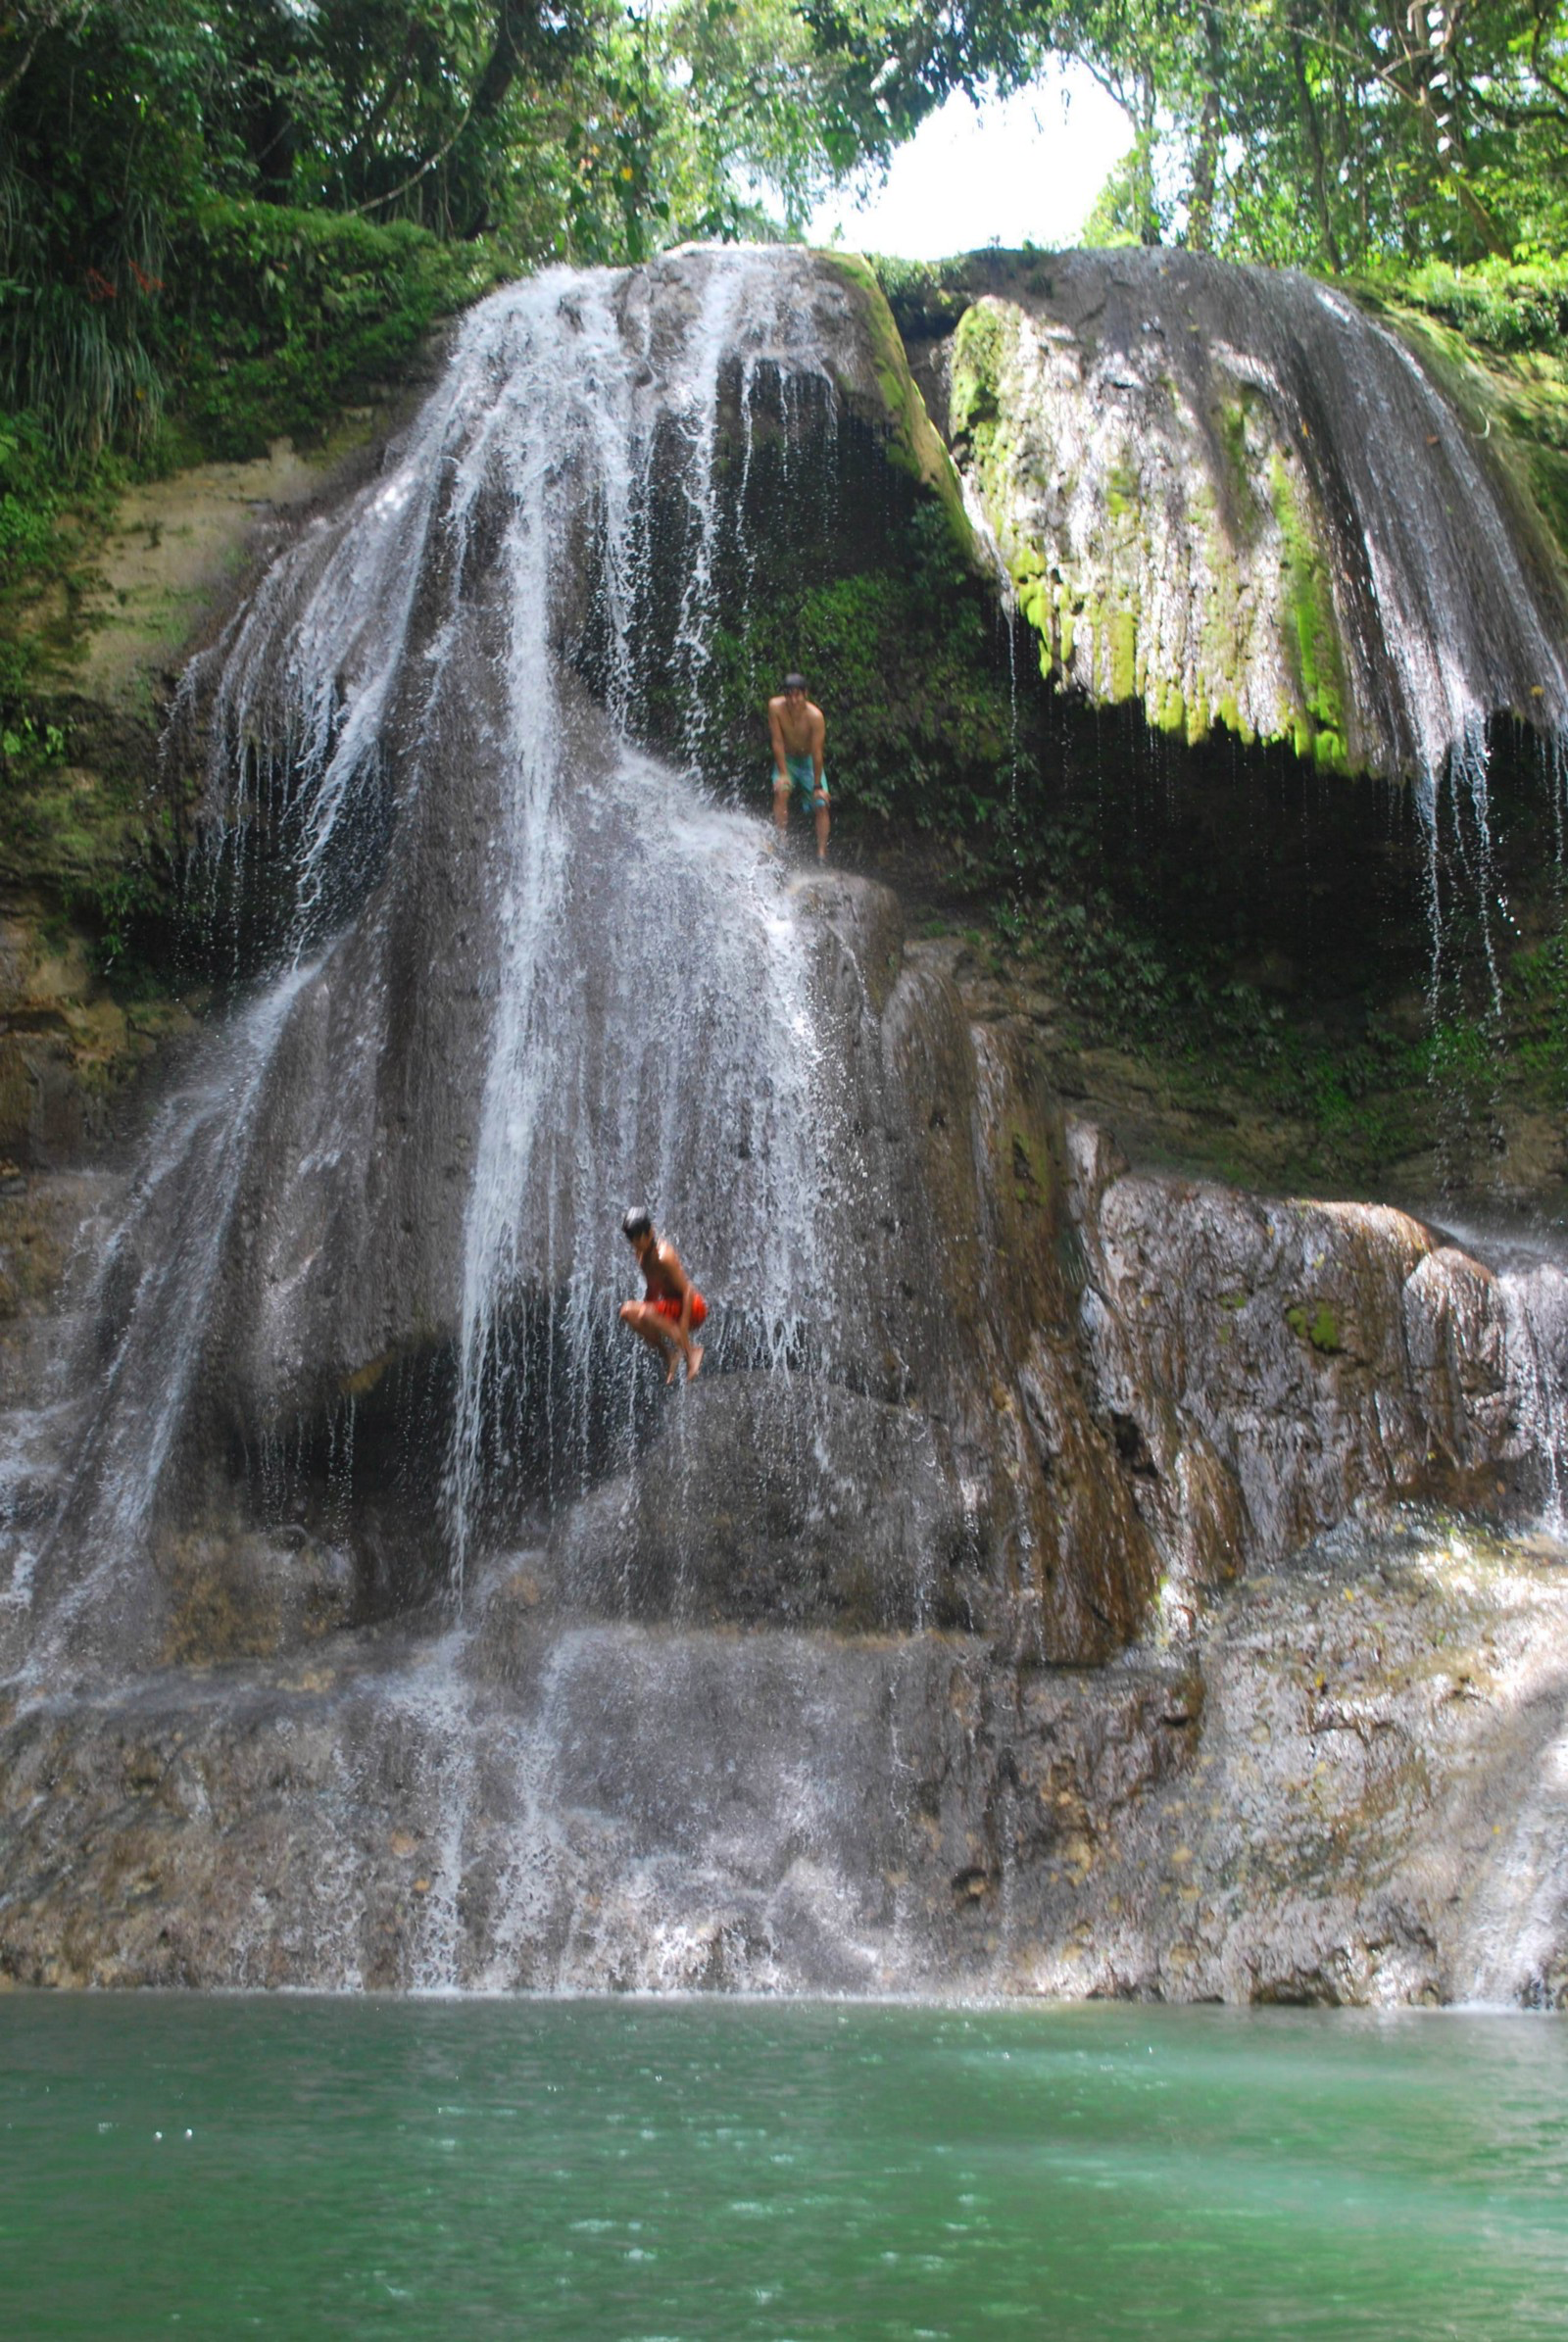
[
  {"xmin": 619, "ymin": 1207, "xmax": 706, "ymax": 1384},
  {"xmin": 768, "ymin": 671, "xmax": 829, "ymax": 861}
]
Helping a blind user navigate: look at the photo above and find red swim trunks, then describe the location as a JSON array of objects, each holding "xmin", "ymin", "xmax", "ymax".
[{"xmin": 652, "ymin": 1290, "xmax": 707, "ymax": 1328}]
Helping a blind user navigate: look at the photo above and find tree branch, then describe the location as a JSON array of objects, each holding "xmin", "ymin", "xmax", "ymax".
[{"xmin": 0, "ymin": 0, "xmax": 89, "ymax": 110}]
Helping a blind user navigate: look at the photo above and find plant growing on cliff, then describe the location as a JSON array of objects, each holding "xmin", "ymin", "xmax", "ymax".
[{"xmin": 699, "ymin": 500, "xmax": 1015, "ymax": 836}]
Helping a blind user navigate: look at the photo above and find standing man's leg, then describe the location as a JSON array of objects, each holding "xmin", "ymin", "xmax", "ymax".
[
  {"xmin": 773, "ymin": 772, "xmax": 791, "ymax": 838},
  {"xmin": 814, "ymin": 789, "xmax": 829, "ymax": 862}
]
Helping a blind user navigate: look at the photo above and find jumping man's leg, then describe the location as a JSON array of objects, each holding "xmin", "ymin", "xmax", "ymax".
[{"xmin": 619, "ymin": 1299, "xmax": 683, "ymax": 1380}]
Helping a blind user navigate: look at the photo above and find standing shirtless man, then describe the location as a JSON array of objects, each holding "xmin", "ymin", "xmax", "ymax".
[
  {"xmin": 768, "ymin": 671, "xmax": 829, "ymax": 861},
  {"xmin": 619, "ymin": 1207, "xmax": 706, "ymax": 1384}
]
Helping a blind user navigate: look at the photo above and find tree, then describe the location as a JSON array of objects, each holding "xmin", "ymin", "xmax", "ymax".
[{"xmin": 1040, "ymin": 0, "xmax": 1568, "ymax": 269}]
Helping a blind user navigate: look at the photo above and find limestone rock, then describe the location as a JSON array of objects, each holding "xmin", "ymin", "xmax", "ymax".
[{"xmin": 946, "ymin": 248, "xmax": 1568, "ymax": 777}]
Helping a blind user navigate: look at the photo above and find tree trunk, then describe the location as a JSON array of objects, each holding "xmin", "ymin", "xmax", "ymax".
[
  {"xmin": 1187, "ymin": 88, "xmax": 1221, "ymax": 251},
  {"xmin": 1136, "ymin": 72, "xmax": 1160, "ymax": 245},
  {"xmin": 1187, "ymin": 12, "xmax": 1226, "ymax": 254},
  {"xmin": 1290, "ymin": 31, "xmax": 1343, "ymax": 271}
]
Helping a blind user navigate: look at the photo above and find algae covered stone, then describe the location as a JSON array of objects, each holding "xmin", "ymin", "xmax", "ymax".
[{"xmin": 948, "ymin": 249, "xmax": 1568, "ymax": 780}]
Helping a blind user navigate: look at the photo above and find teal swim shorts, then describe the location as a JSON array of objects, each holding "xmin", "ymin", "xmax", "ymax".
[{"xmin": 785, "ymin": 752, "xmax": 829, "ymax": 807}]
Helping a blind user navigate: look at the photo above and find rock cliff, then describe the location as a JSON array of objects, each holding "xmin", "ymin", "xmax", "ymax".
[
  {"xmin": 2, "ymin": 244, "xmax": 1568, "ymax": 2005},
  {"xmin": 942, "ymin": 248, "xmax": 1568, "ymax": 778}
]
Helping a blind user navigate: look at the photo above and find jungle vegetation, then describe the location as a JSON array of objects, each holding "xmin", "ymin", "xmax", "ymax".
[
  {"xmin": 5, "ymin": 2, "xmax": 1568, "ymax": 1193},
  {"xmin": 6, "ymin": 1, "xmax": 1568, "ymax": 485}
]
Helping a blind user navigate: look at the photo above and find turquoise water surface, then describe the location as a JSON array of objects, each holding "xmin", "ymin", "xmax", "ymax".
[{"xmin": 2, "ymin": 1996, "xmax": 1567, "ymax": 2338}]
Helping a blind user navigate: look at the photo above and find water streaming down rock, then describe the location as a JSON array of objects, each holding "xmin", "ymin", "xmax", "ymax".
[
  {"xmin": 7, "ymin": 246, "xmax": 1568, "ymax": 1996},
  {"xmin": 17, "ymin": 254, "xmax": 884, "ymax": 1665},
  {"xmin": 944, "ymin": 248, "xmax": 1568, "ymax": 1084},
  {"xmin": 946, "ymin": 249, "xmax": 1568, "ymax": 776}
]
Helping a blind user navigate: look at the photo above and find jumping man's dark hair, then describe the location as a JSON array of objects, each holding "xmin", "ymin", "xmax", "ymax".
[{"xmin": 622, "ymin": 1206, "xmax": 653, "ymax": 1242}]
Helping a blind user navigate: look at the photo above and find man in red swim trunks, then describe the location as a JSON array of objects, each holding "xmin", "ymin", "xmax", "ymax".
[{"xmin": 619, "ymin": 1206, "xmax": 706, "ymax": 1384}]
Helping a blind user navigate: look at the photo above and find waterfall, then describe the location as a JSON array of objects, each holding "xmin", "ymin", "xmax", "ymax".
[
  {"xmin": 7, "ymin": 250, "xmax": 881, "ymax": 1663},
  {"xmin": 7, "ymin": 245, "xmax": 1568, "ymax": 1999},
  {"xmin": 948, "ymin": 247, "xmax": 1568, "ymax": 1208}
]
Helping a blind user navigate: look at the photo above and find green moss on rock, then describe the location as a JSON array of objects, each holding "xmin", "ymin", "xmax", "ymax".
[
  {"xmin": 949, "ymin": 300, "xmax": 1007, "ymax": 441},
  {"xmin": 1287, "ymin": 1300, "xmax": 1344, "ymax": 1354},
  {"xmin": 819, "ymin": 253, "xmax": 976, "ymax": 566},
  {"xmin": 1353, "ymin": 290, "xmax": 1568, "ymax": 637},
  {"xmin": 1266, "ymin": 454, "xmax": 1350, "ymax": 774},
  {"xmin": 1107, "ymin": 607, "xmax": 1139, "ymax": 702}
]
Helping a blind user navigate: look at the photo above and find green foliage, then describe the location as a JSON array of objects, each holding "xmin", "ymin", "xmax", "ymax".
[
  {"xmin": 168, "ymin": 200, "xmax": 507, "ymax": 458},
  {"xmin": 0, "ymin": 3, "xmax": 1057, "ymax": 493},
  {"xmin": 0, "ymin": 411, "xmax": 123, "ymax": 703},
  {"xmin": 953, "ymin": 0, "xmax": 1568, "ymax": 276},
  {"xmin": 972, "ymin": 803, "xmax": 1447, "ymax": 1177},
  {"xmin": 863, "ymin": 255, "xmax": 972, "ymax": 338},
  {"xmin": 68, "ymin": 861, "xmax": 170, "ymax": 986},
  {"xmin": 704, "ymin": 503, "xmax": 1013, "ymax": 833},
  {"xmin": 0, "ymin": 712, "xmax": 67, "ymax": 767},
  {"xmin": 960, "ymin": 779, "xmax": 1568, "ymax": 1185},
  {"xmin": 1503, "ymin": 925, "xmax": 1568, "ymax": 1099},
  {"xmin": 0, "ymin": 2, "xmax": 217, "ymax": 459},
  {"xmin": 1400, "ymin": 258, "xmax": 1568, "ymax": 356},
  {"xmin": 0, "ymin": 417, "xmax": 63, "ymax": 589},
  {"xmin": 1081, "ymin": 133, "xmax": 1162, "ymax": 251},
  {"xmin": 0, "ymin": 691, "xmax": 176, "ymax": 990}
]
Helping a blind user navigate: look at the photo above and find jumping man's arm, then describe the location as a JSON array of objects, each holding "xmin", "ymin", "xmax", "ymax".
[{"xmin": 661, "ymin": 1242, "xmax": 694, "ymax": 1335}]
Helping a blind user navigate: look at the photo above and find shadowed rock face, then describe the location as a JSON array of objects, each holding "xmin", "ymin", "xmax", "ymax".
[
  {"xmin": 948, "ymin": 248, "xmax": 1568, "ymax": 778},
  {"xmin": 4, "ymin": 248, "xmax": 1568, "ymax": 2002}
]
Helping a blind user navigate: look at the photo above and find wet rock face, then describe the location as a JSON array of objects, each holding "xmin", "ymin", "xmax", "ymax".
[
  {"xmin": 1066, "ymin": 1144, "xmax": 1568, "ymax": 1589},
  {"xmin": 10, "ymin": 866, "xmax": 1568, "ymax": 1998},
  {"xmin": 9, "ymin": 246, "xmax": 1568, "ymax": 2004},
  {"xmin": 6, "ymin": 1508, "xmax": 1568, "ymax": 2006},
  {"xmin": 1005, "ymin": 1512, "xmax": 1568, "ymax": 2010},
  {"xmin": 532, "ymin": 874, "xmax": 1165, "ymax": 1664},
  {"xmin": 4, "ymin": 990, "xmax": 1568, "ymax": 1996},
  {"xmin": 947, "ymin": 248, "xmax": 1568, "ymax": 777},
  {"xmin": 548, "ymin": 1377, "xmax": 970, "ymax": 1632},
  {"xmin": 1076, "ymin": 1164, "xmax": 1443, "ymax": 1576}
]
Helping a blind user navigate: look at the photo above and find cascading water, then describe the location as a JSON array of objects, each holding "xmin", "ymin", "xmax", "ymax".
[
  {"xmin": 6, "ymin": 251, "xmax": 889, "ymax": 1670},
  {"xmin": 9, "ymin": 244, "xmax": 1568, "ymax": 1999},
  {"xmin": 947, "ymin": 249, "xmax": 1568, "ymax": 1194},
  {"xmin": 950, "ymin": 250, "xmax": 1568, "ymax": 776}
]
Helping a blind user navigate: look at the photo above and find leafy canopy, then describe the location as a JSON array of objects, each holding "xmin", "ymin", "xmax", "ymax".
[{"xmin": 5, "ymin": 0, "xmax": 1568, "ymax": 473}]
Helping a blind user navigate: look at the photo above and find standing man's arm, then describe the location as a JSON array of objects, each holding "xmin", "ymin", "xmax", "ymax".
[
  {"xmin": 768, "ymin": 698, "xmax": 789, "ymax": 789},
  {"xmin": 812, "ymin": 705, "xmax": 825, "ymax": 792}
]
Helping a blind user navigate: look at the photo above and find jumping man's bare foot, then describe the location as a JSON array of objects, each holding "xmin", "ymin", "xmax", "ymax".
[
  {"xmin": 687, "ymin": 1343, "xmax": 704, "ymax": 1383},
  {"xmin": 664, "ymin": 1349, "xmax": 681, "ymax": 1386}
]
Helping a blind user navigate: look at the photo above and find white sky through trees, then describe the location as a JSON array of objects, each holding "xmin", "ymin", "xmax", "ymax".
[{"xmin": 806, "ymin": 64, "xmax": 1133, "ymax": 259}]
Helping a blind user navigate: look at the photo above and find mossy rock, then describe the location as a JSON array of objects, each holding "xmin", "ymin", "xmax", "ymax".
[{"xmin": 818, "ymin": 252, "xmax": 978, "ymax": 568}]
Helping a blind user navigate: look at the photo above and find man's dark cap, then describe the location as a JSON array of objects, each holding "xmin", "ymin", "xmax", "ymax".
[
  {"xmin": 622, "ymin": 1206, "xmax": 653, "ymax": 1241},
  {"xmin": 782, "ymin": 671, "xmax": 807, "ymax": 692}
]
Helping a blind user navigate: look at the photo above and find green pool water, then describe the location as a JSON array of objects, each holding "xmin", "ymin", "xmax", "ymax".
[{"xmin": 2, "ymin": 1996, "xmax": 1566, "ymax": 2338}]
